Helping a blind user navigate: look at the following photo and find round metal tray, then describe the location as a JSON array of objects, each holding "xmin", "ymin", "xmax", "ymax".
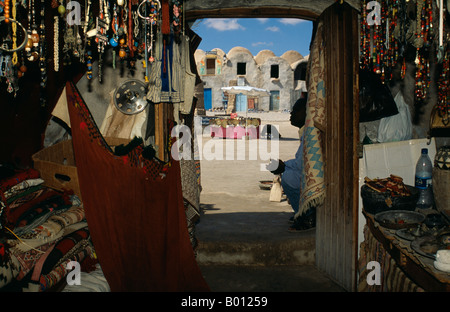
[{"xmin": 374, "ymin": 210, "xmax": 426, "ymax": 230}]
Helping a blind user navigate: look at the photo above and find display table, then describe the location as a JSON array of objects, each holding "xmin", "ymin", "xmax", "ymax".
[
  {"xmin": 358, "ymin": 210, "xmax": 450, "ymax": 292},
  {"xmin": 210, "ymin": 125, "xmax": 259, "ymax": 139}
]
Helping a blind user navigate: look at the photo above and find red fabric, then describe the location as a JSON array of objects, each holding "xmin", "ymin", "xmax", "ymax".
[
  {"xmin": 161, "ymin": 0, "xmax": 170, "ymax": 35},
  {"xmin": 0, "ymin": 168, "xmax": 40, "ymax": 191},
  {"xmin": 66, "ymin": 82, "xmax": 209, "ymax": 292},
  {"xmin": 6, "ymin": 188, "xmax": 58, "ymax": 228}
]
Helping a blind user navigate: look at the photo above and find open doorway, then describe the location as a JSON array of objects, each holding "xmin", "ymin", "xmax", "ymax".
[
  {"xmin": 188, "ymin": 2, "xmax": 360, "ymax": 292},
  {"xmin": 191, "ymin": 16, "xmax": 313, "ymax": 223},
  {"xmin": 188, "ymin": 17, "xmax": 334, "ymax": 290}
]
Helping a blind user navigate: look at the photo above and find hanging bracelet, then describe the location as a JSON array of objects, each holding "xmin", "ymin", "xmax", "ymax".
[{"xmin": 0, "ymin": 17, "xmax": 28, "ymax": 53}]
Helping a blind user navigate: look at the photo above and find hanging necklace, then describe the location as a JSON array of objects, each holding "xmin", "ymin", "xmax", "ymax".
[
  {"xmin": 39, "ymin": 0, "xmax": 47, "ymax": 106},
  {"xmin": 78, "ymin": 0, "xmax": 91, "ymax": 64},
  {"xmin": 96, "ymin": 0, "xmax": 109, "ymax": 82},
  {"xmin": 414, "ymin": 0, "xmax": 432, "ymax": 105},
  {"xmin": 25, "ymin": 0, "xmax": 39, "ymax": 62},
  {"xmin": 437, "ymin": 49, "xmax": 449, "ymax": 125},
  {"xmin": 54, "ymin": 14, "xmax": 59, "ymax": 71}
]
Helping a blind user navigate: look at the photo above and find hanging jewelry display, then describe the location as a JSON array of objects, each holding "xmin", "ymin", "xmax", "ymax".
[
  {"xmin": 137, "ymin": 0, "xmax": 161, "ymax": 82},
  {"xmin": 86, "ymin": 39, "xmax": 93, "ymax": 80},
  {"xmin": 38, "ymin": 0, "xmax": 47, "ymax": 106},
  {"xmin": 59, "ymin": 0, "xmax": 82, "ymax": 67},
  {"xmin": 25, "ymin": 0, "xmax": 39, "ymax": 62},
  {"xmin": 54, "ymin": 14, "xmax": 59, "ymax": 71},
  {"xmin": 118, "ymin": 6, "xmax": 128, "ymax": 61},
  {"xmin": 95, "ymin": 0, "xmax": 109, "ymax": 83},
  {"xmin": 110, "ymin": 3, "xmax": 119, "ymax": 68},
  {"xmin": 413, "ymin": 0, "xmax": 432, "ymax": 106},
  {"xmin": 79, "ymin": 0, "xmax": 92, "ymax": 64},
  {"xmin": 437, "ymin": 47, "xmax": 449, "ymax": 125},
  {"xmin": 360, "ymin": 0, "xmax": 402, "ymax": 83},
  {"xmin": 127, "ymin": 0, "xmax": 137, "ymax": 71},
  {"xmin": 0, "ymin": 0, "xmax": 28, "ymax": 95},
  {"xmin": 436, "ymin": 0, "xmax": 449, "ymax": 126},
  {"xmin": 360, "ymin": 0, "xmax": 371, "ymax": 69}
]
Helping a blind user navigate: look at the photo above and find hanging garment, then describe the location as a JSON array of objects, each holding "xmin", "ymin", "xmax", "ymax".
[
  {"xmin": 147, "ymin": 33, "xmax": 196, "ymax": 110},
  {"xmin": 294, "ymin": 21, "xmax": 326, "ymax": 218},
  {"xmin": 66, "ymin": 81, "xmax": 209, "ymax": 292}
]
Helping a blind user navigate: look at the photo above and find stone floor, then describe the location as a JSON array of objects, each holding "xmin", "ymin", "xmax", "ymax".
[{"xmin": 194, "ymin": 113, "xmax": 346, "ymax": 292}]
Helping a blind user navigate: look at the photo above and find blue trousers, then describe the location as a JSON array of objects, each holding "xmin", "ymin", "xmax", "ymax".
[{"xmin": 281, "ymin": 178, "xmax": 300, "ymax": 214}]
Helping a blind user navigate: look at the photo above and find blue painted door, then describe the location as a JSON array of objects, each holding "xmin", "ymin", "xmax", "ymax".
[
  {"xmin": 269, "ymin": 91, "xmax": 280, "ymax": 111},
  {"xmin": 236, "ymin": 94, "xmax": 247, "ymax": 112},
  {"xmin": 204, "ymin": 88, "xmax": 212, "ymax": 110}
]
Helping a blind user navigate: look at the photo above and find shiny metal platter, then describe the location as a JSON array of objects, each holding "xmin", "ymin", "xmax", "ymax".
[{"xmin": 114, "ymin": 80, "xmax": 148, "ymax": 115}]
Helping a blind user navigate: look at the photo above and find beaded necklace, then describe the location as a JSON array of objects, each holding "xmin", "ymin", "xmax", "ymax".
[
  {"xmin": 25, "ymin": 0, "xmax": 39, "ymax": 62},
  {"xmin": 414, "ymin": 0, "xmax": 432, "ymax": 105},
  {"xmin": 437, "ymin": 48, "xmax": 449, "ymax": 125},
  {"xmin": 360, "ymin": 0, "xmax": 401, "ymax": 83},
  {"xmin": 96, "ymin": 0, "xmax": 109, "ymax": 82},
  {"xmin": 39, "ymin": 0, "xmax": 47, "ymax": 106},
  {"xmin": 436, "ymin": 1, "xmax": 449, "ymax": 126}
]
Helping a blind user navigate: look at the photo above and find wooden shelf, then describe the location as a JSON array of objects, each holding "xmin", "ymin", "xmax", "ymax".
[{"xmin": 363, "ymin": 211, "xmax": 450, "ymax": 292}]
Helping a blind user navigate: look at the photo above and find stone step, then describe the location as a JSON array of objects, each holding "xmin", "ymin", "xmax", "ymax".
[
  {"xmin": 195, "ymin": 194, "xmax": 316, "ymax": 266},
  {"xmin": 196, "ymin": 235, "xmax": 315, "ymax": 266}
]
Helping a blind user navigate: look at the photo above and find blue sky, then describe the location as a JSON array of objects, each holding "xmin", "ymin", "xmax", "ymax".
[{"xmin": 193, "ymin": 18, "xmax": 313, "ymax": 58}]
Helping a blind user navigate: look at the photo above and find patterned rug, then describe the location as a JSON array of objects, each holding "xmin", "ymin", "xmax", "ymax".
[{"xmin": 296, "ymin": 21, "xmax": 326, "ymax": 217}]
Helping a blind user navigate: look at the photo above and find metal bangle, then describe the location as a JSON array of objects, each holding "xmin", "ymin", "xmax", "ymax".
[
  {"xmin": 137, "ymin": 0, "xmax": 161, "ymax": 21},
  {"xmin": 0, "ymin": 16, "xmax": 29, "ymax": 53}
]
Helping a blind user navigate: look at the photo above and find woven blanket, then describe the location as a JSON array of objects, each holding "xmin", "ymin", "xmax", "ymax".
[{"xmin": 295, "ymin": 21, "xmax": 326, "ymax": 217}]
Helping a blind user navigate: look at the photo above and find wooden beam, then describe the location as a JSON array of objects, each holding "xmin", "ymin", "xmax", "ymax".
[
  {"xmin": 155, "ymin": 102, "xmax": 172, "ymax": 162},
  {"xmin": 316, "ymin": 1, "xmax": 359, "ymax": 292},
  {"xmin": 186, "ymin": 7, "xmax": 318, "ymax": 21}
]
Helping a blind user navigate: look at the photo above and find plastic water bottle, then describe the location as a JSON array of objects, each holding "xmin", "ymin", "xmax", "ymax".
[{"xmin": 415, "ymin": 148, "xmax": 434, "ymax": 209}]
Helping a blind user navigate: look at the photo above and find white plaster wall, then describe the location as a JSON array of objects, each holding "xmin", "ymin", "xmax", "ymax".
[{"xmin": 196, "ymin": 48, "xmax": 300, "ymax": 111}]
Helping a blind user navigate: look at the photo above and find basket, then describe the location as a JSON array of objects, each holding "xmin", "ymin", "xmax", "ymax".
[
  {"xmin": 32, "ymin": 137, "xmax": 129, "ymax": 200},
  {"xmin": 360, "ymin": 184, "xmax": 419, "ymax": 214}
]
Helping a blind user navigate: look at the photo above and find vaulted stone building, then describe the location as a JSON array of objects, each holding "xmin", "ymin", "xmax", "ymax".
[{"xmin": 194, "ymin": 46, "xmax": 307, "ymax": 113}]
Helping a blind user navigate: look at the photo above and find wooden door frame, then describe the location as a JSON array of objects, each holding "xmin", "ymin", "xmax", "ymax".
[
  {"xmin": 185, "ymin": 2, "xmax": 360, "ymax": 291},
  {"xmin": 316, "ymin": 2, "xmax": 359, "ymax": 291}
]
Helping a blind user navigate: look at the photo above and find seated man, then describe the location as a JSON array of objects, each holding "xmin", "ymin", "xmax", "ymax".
[{"xmin": 267, "ymin": 97, "xmax": 316, "ymax": 232}]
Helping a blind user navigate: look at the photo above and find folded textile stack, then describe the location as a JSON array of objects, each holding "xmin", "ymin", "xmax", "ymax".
[{"xmin": 0, "ymin": 168, "xmax": 98, "ymax": 292}]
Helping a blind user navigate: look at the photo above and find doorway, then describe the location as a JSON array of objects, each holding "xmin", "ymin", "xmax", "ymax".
[
  {"xmin": 235, "ymin": 94, "xmax": 247, "ymax": 112},
  {"xmin": 269, "ymin": 91, "xmax": 280, "ymax": 111},
  {"xmin": 187, "ymin": 2, "xmax": 359, "ymax": 291},
  {"xmin": 204, "ymin": 88, "xmax": 212, "ymax": 110}
]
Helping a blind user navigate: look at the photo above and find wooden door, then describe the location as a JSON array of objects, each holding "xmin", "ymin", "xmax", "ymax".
[
  {"xmin": 236, "ymin": 94, "xmax": 247, "ymax": 112},
  {"xmin": 204, "ymin": 88, "xmax": 212, "ymax": 110},
  {"xmin": 315, "ymin": 2, "xmax": 359, "ymax": 291}
]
